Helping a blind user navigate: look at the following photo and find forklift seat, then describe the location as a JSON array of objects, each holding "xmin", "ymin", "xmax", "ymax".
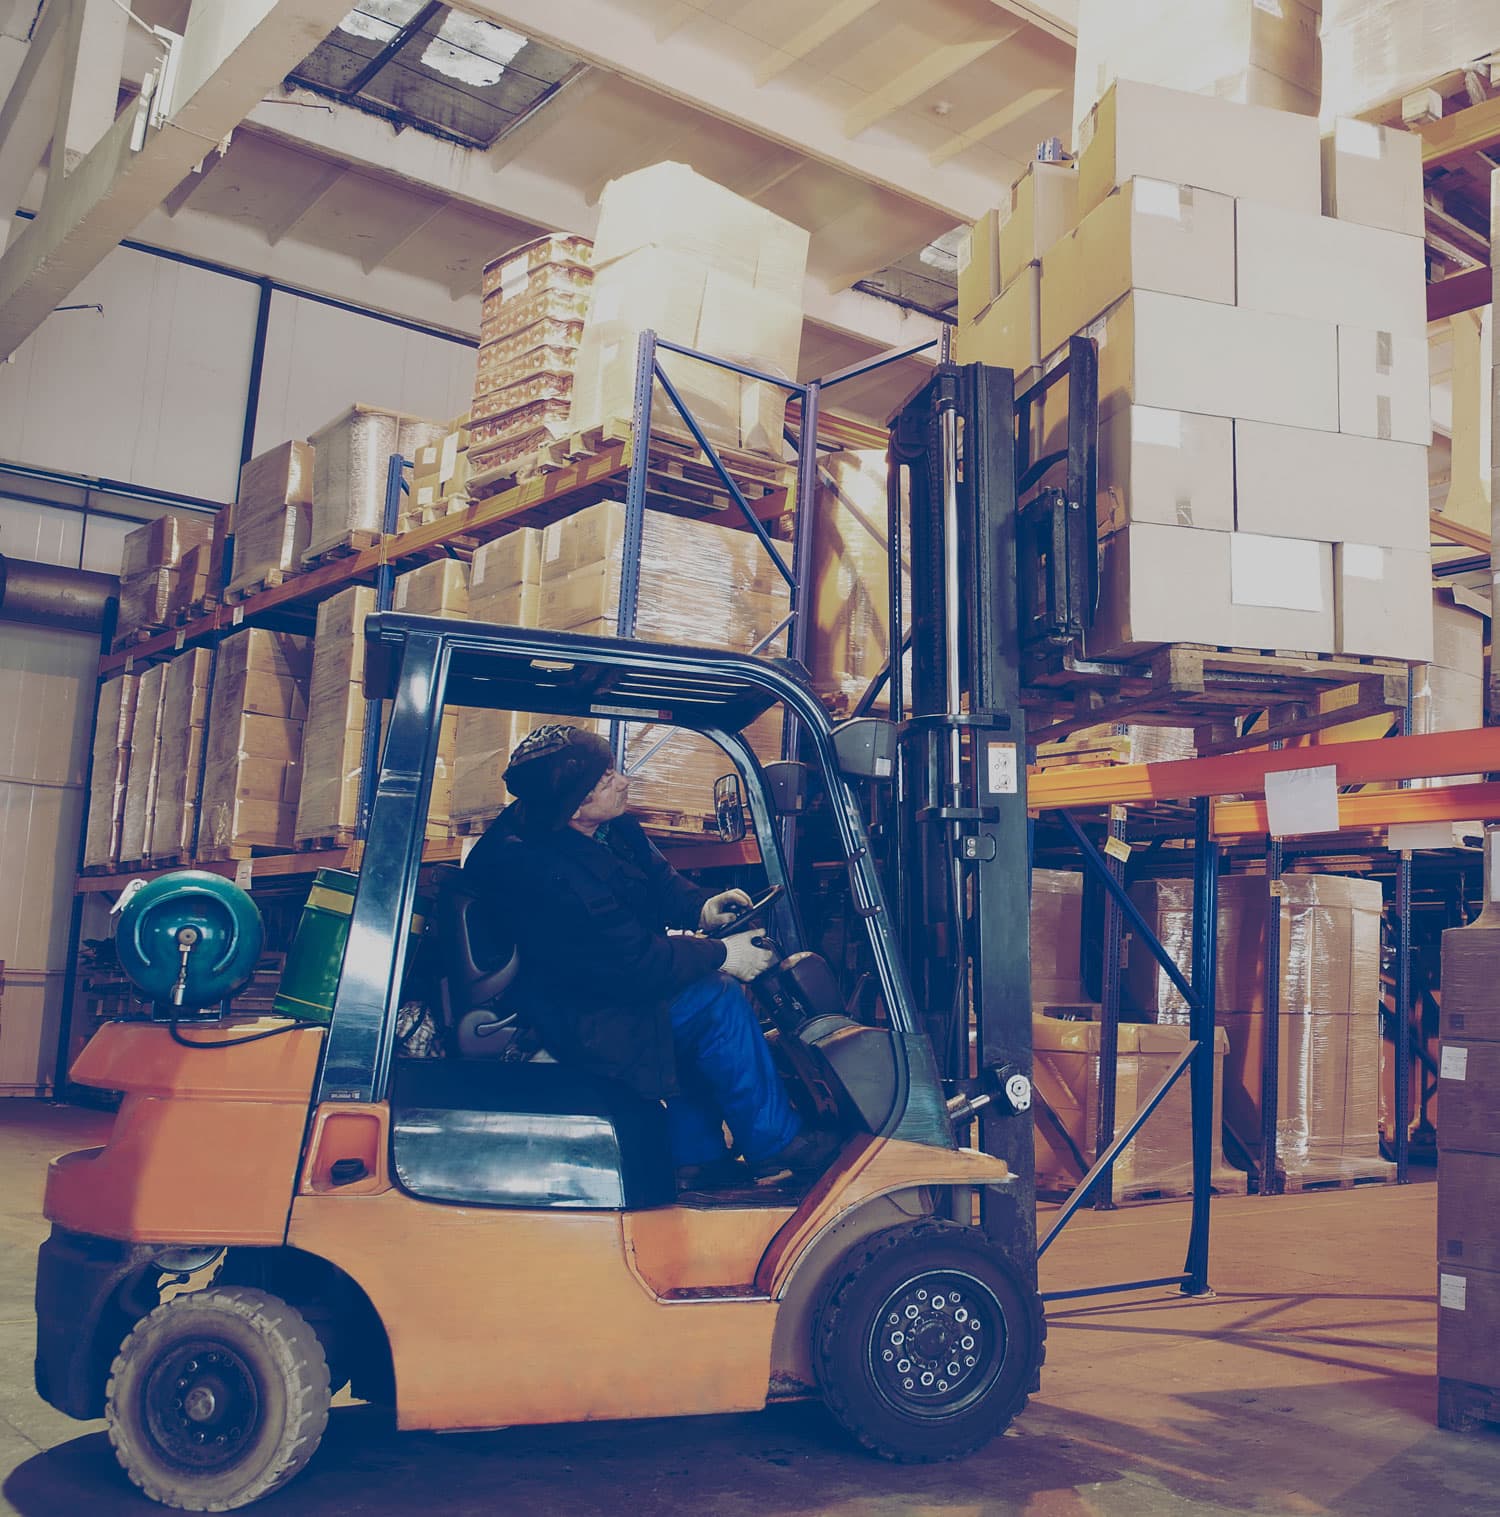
[
  {"xmin": 429, "ymin": 865, "xmax": 526, "ymax": 1058},
  {"xmin": 391, "ymin": 1058, "xmax": 676, "ymax": 1210}
]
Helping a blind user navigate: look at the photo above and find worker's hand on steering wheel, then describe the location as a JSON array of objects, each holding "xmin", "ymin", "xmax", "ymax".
[
  {"xmin": 700, "ymin": 888, "xmax": 754, "ymax": 931},
  {"xmin": 719, "ymin": 930, "xmax": 777, "ymax": 983}
]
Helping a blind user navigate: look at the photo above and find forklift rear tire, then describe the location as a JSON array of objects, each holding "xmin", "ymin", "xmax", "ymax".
[
  {"xmin": 813, "ymin": 1220, "xmax": 1043, "ymax": 1463},
  {"xmin": 104, "ymin": 1286, "xmax": 331, "ymax": 1511}
]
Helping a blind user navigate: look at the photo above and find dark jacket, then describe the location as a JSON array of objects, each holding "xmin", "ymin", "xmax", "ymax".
[{"xmin": 462, "ymin": 803, "xmax": 726, "ymax": 1099}]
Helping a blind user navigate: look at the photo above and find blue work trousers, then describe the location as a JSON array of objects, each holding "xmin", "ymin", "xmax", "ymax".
[{"xmin": 665, "ymin": 973, "xmax": 801, "ymax": 1167}]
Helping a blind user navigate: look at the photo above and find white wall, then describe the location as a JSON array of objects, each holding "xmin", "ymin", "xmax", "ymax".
[
  {"xmin": 251, "ymin": 290, "xmax": 475, "ymax": 456},
  {"xmin": 0, "ymin": 245, "xmax": 260, "ymax": 502}
]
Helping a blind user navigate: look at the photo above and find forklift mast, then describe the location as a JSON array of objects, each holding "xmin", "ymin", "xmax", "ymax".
[{"xmin": 885, "ymin": 347, "xmax": 1098, "ymax": 1284}]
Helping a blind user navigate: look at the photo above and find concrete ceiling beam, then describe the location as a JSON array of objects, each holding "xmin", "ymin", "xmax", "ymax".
[{"xmin": 845, "ymin": 33, "xmax": 1016, "ymax": 139}]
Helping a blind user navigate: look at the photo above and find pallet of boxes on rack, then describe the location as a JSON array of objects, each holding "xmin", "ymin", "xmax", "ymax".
[
  {"xmin": 147, "ymin": 649, "xmax": 213, "ymax": 866},
  {"xmin": 81, "ymin": 673, "xmax": 139, "ymax": 871},
  {"xmin": 223, "ymin": 442, "xmax": 314, "ymax": 601},
  {"xmin": 113, "ymin": 513, "xmax": 216, "ymax": 648},
  {"xmin": 960, "ymin": 77, "xmax": 1431, "ymax": 744}
]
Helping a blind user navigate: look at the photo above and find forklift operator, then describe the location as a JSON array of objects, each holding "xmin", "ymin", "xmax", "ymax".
[{"xmin": 463, "ymin": 723, "xmax": 837, "ymax": 1189}]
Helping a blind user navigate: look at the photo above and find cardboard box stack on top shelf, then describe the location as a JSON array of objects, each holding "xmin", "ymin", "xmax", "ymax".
[
  {"xmin": 567, "ymin": 163, "xmax": 810, "ymax": 458},
  {"xmin": 227, "ymin": 442, "xmax": 314, "ymax": 596},
  {"xmin": 1130, "ymin": 873, "xmax": 1391, "ymax": 1187},
  {"xmin": 148, "ymin": 650, "xmax": 213, "ymax": 862},
  {"xmin": 118, "ymin": 664, "xmax": 166, "ymax": 864},
  {"xmin": 198, "ymin": 629, "xmax": 310, "ymax": 858},
  {"xmin": 1436, "ymin": 847, "xmax": 1500, "ymax": 1414},
  {"xmin": 305, "ymin": 406, "xmax": 446, "ymax": 562},
  {"xmin": 82, "ymin": 674, "xmax": 139, "ymax": 868},
  {"xmin": 960, "ymin": 78, "xmax": 1433, "ymax": 664},
  {"xmin": 116, "ymin": 513, "xmax": 215, "ymax": 639},
  {"xmin": 403, "ymin": 420, "xmax": 473, "ymax": 529},
  {"xmin": 449, "ymin": 502, "xmax": 790, "ymax": 834},
  {"xmin": 468, "ymin": 235, "xmax": 593, "ymax": 477}
]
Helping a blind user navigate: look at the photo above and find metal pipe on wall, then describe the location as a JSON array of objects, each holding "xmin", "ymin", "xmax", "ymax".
[{"xmin": 0, "ymin": 554, "xmax": 118, "ymax": 635}]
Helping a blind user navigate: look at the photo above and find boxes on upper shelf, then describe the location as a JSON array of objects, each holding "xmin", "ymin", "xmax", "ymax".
[
  {"xmin": 229, "ymin": 441, "xmax": 314, "ymax": 595},
  {"xmin": 1321, "ymin": 118, "xmax": 1425, "ymax": 238},
  {"xmin": 1041, "ymin": 179, "xmax": 1236, "ymax": 358},
  {"xmin": 83, "ymin": 674, "xmax": 138, "ymax": 868},
  {"xmin": 1333, "ymin": 544, "xmax": 1435, "ymax": 661},
  {"xmin": 1077, "ymin": 79, "xmax": 1322, "ymax": 221}
]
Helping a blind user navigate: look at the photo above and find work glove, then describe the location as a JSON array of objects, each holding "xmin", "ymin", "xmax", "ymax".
[
  {"xmin": 700, "ymin": 888, "xmax": 753, "ymax": 931},
  {"xmin": 719, "ymin": 930, "xmax": 776, "ymax": 983}
]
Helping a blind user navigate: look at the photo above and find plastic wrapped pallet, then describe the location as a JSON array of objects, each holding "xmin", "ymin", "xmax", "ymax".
[
  {"xmin": 1031, "ymin": 1017, "xmax": 1240, "ymax": 1197},
  {"xmin": 305, "ymin": 407, "xmax": 447, "ymax": 561},
  {"xmin": 228, "ymin": 442, "xmax": 314, "ymax": 596},
  {"xmin": 807, "ymin": 448, "xmax": 909, "ymax": 714},
  {"xmin": 119, "ymin": 663, "xmax": 167, "ymax": 863},
  {"xmin": 82, "ymin": 674, "xmax": 138, "ymax": 867},
  {"xmin": 167, "ymin": 543, "xmax": 212, "ymax": 622},
  {"xmin": 1031, "ymin": 870, "xmax": 1087, "ymax": 1012},
  {"xmin": 148, "ymin": 650, "xmax": 213, "ymax": 860},
  {"xmin": 120, "ymin": 513, "xmax": 215, "ymax": 579},
  {"xmin": 1319, "ymin": 0, "xmax": 1498, "ymax": 124},
  {"xmin": 295, "ymin": 587, "xmax": 376, "ymax": 844},
  {"xmin": 117, "ymin": 567, "xmax": 178, "ymax": 636},
  {"xmin": 199, "ymin": 629, "xmax": 310, "ymax": 857}
]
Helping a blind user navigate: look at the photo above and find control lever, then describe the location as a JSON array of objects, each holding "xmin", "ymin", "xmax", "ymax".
[{"xmin": 170, "ymin": 926, "xmax": 200, "ymax": 1008}]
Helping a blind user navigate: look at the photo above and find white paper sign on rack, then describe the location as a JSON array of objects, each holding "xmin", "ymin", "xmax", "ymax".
[{"xmin": 1263, "ymin": 765, "xmax": 1339, "ymax": 839}]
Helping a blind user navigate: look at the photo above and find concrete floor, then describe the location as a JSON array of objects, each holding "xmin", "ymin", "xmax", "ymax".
[{"xmin": 0, "ymin": 1101, "xmax": 1496, "ymax": 1517}]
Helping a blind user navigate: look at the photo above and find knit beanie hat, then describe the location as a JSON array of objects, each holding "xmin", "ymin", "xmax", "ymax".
[{"xmin": 504, "ymin": 723, "xmax": 614, "ymax": 832}]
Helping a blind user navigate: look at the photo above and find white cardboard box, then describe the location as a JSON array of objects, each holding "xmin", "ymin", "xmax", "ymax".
[
  {"xmin": 1338, "ymin": 325, "xmax": 1431, "ymax": 445},
  {"xmin": 1335, "ymin": 544, "xmax": 1436, "ymax": 661},
  {"xmin": 1229, "ymin": 533, "xmax": 1336, "ymax": 652},
  {"xmin": 1236, "ymin": 200, "xmax": 1426, "ymax": 330},
  {"xmin": 1042, "ymin": 179, "xmax": 1236, "ymax": 356},
  {"xmin": 1235, "ymin": 423, "xmax": 1430, "ymax": 549},
  {"xmin": 1088, "ymin": 522, "xmax": 1230, "ymax": 655},
  {"xmin": 1321, "ymin": 119, "xmax": 1425, "ymax": 238},
  {"xmin": 1098, "ymin": 407, "xmax": 1235, "ymax": 534}
]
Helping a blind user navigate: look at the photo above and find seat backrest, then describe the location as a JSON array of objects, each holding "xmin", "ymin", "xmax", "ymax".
[{"xmin": 430, "ymin": 864, "xmax": 520, "ymax": 1022}]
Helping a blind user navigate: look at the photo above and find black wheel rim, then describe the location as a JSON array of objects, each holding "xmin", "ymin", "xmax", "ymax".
[
  {"xmin": 141, "ymin": 1336, "xmax": 262, "ymax": 1473},
  {"xmin": 866, "ymin": 1269, "xmax": 1006, "ymax": 1419}
]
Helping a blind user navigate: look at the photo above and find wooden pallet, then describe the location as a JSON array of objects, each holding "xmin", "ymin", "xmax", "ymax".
[
  {"xmin": 397, "ymin": 496, "xmax": 471, "ymax": 535},
  {"xmin": 1277, "ymin": 1159, "xmax": 1396, "ymax": 1195},
  {"xmin": 1039, "ymin": 1170, "xmax": 1249, "ymax": 1205},
  {"xmin": 146, "ymin": 852, "xmax": 191, "ymax": 871},
  {"xmin": 1438, "ymin": 1377, "xmax": 1500, "ymax": 1435},
  {"xmin": 111, "ymin": 625, "xmax": 169, "ymax": 652},
  {"xmin": 224, "ymin": 569, "xmax": 293, "ymax": 603},
  {"xmin": 1023, "ymin": 644, "xmax": 1410, "ymax": 752},
  {"xmin": 294, "ymin": 830, "xmax": 356, "ymax": 854},
  {"xmin": 172, "ymin": 596, "xmax": 218, "ymax": 626},
  {"xmin": 300, "ymin": 530, "xmax": 381, "ymax": 569},
  {"xmin": 196, "ymin": 843, "xmax": 295, "ymax": 864}
]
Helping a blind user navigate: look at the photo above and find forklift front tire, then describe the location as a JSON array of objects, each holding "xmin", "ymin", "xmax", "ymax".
[
  {"xmin": 813, "ymin": 1220, "xmax": 1043, "ymax": 1463},
  {"xmin": 105, "ymin": 1286, "xmax": 331, "ymax": 1511}
]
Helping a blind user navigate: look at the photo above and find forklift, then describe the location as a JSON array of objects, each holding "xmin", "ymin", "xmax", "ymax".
[{"xmin": 33, "ymin": 349, "xmax": 1098, "ymax": 1511}]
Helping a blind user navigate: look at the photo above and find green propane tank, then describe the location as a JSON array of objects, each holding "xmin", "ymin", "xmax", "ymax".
[
  {"xmin": 114, "ymin": 871, "xmax": 264, "ymax": 1012},
  {"xmin": 272, "ymin": 869, "xmax": 428, "ymax": 1025}
]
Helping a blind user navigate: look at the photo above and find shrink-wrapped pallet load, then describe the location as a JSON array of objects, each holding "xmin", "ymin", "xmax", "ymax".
[
  {"xmin": 294, "ymin": 588, "xmax": 376, "ymax": 845},
  {"xmin": 305, "ymin": 407, "xmax": 446, "ymax": 561},
  {"xmin": 116, "ymin": 512, "xmax": 215, "ymax": 637},
  {"xmin": 1030, "ymin": 870, "xmax": 1088, "ymax": 1015},
  {"xmin": 228, "ymin": 442, "xmax": 314, "ymax": 596},
  {"xmin": 82, "ymin": 674, "xmax": 139, "ymax": 868},
  {"xmin": 198, "ymin": 629, "xmax": 310, "ymax": 857},
  {"xmin": 149, "ymin": 650, "xmax": 213, "ymax": 861},
  {"xmin": 119, "ymin": 663, "xmax": 167, "ymax": 863},
  {"xmin": 567, "ymin": 164, "xmax": 809, "ymax": 457}
]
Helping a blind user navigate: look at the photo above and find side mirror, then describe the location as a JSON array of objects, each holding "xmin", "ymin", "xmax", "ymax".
[
  {"xmin": 762, "ymin": 761, "xmax": 808, "ymax": 816},
  {"xmin": 713, "ymin": 774, "xmax": 746, "ymax": 844},
  {"xmin": 832, "ymin": 718, "xmax": 896, "ymax": 781}
]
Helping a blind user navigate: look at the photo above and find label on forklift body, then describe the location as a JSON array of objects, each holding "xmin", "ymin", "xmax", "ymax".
[
  {"xmin": 591, "ymin": 703, "xmax": 670, "ymax": 720},
  {"xmin": 1441, "ymin": 1046, "xmax": 1469, "ymax": 1082},
  {"xmin": 986, "ymin": 742, "xmax": 1018, "ymax": 795},
  {"xmin": 1440, "ymin": 1273, "xmax": 1468, "ymax": 1311}
]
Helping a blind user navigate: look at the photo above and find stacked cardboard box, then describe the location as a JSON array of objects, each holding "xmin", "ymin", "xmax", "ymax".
[
  {"xmin": 82, "ymin": 674, "xmax": 139, "ymax": 868},
  {"xmin": 227, "ymin": 442, "xmax": 315, "ymax": 596},
  {"xmin": 567, "ymin": 163, "xmax": 810, "ymax": 457},
  {"xmin": 469, "ymin": 235, "xmax": 593, "ymax": 475},
  {"xmin": 392, "ymin": 559, "xmax": 468, "ymax": 832},
  {"xmin": 969, "ymin": 82, "xmax": 1432, "ymax": 661},
  {"xmin": 1030, "ymin": 869, "xmax": 1088, "ymax": 1014},
  {"xmin": 1032, "ymin": 1015, "xmax": 1239, "ymax": 1197},
  {"xmin": 166, "ymin": 542, "xmax": 213, "ymax": 621},
  {"xmin": 293, "ymin": 588, "xmax": 376, "ymax": 845},
  {"xmin": 1073, "ymin": 0, "xmax": 1321, "ymax": 141},
  {"xmin": 806, "ymin": 448, "xmax": 908, "ymax": 714},
  {"xmin": 1437, "ymin": 861, "xmax": 1500, "ymax": 1414},
  {"xmin": 117, "ymin": 513, "xmax": 215, "ymax": 637},
  {"xmin": 1129, "ymin": 873, "xmax": 1390, "ymax": 1183},
  {"xmin": 149, "ymin": 650, "xmax": 213, "ymax": 860},
  {"xmin": 119, "ymin": 664, "xmax": 167, "ymax": 863},
  {"xmin": 405, "ymin": 418, "xmax": 473, "ymax": 526},
  {"xmin": 305, "ymin": 407, "xmax": 446, "ymax": 562},
  {"xmin": 198, "ymin": 629, "xmax": 310, "ymax": 856}
]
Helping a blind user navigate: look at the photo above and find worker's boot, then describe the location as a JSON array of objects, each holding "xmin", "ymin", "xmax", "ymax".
[
  {"xmin": 675, "ymin": 1154, "xmax": 749, "ymax": 1192},
  {"xmin": 750, "ymin": 1126, "xmax": 841, "ymax": 1181}
]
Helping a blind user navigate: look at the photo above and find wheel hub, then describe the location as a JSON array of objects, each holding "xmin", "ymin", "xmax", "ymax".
[
  {"xmin": 868, "ymin": 1270, "xmax": 1005, "ymax": 1418},
  {"xmin": 142, "ymin": 1338, "xmax": 261, "ymax": 1471}
]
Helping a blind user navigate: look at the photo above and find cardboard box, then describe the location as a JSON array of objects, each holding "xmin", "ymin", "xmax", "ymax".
[
  {"xmin": 1088, "ymin": 523, "xmax": 1230, "ymax": 654},
  {"xmin": 1041, "ymin": 179, "xmax": 1235, "ymax": 356},
  {"xmin": 1440, "ymin": 1038, "xmax": 1500, "ymax": 1159},
  {"xmin": 1334, "ymin": 544, "xmax": 1435, "ymax": 661},
  {"xmin": 1338, "ymin": 325, "xmax": 1431, "ymax": 445},
  {"xmin": 957, "ymin": 208, "xmax": 1001, "ymax": 325},
  {"xmin": 218, "ymin": 627, "xmax": 312, "ymax": 681},
  {"xmin": 1209, "ymin": 65, "xmax": 1319, "ymax": 115},
  {"xmin": 1229, "ymin": 533, "xmax": 1335, "ymax": 652},
  {"xmin": 1436, "ymin": 1262, "xmax": 1500, "ymax": 1390},
  {"xmin": 1236, "ymin": 201, "xmax": 1425, "ymax": 329},
  {"xmin": 1234, "ymin": 423, "xmax": 1429, "ymax": 548},
  {"xmin": 120, "ymin": 512, "xmax": 214, "ymax": 578},
  {"xmin": 1086, "ymin": 291, "xmax": 1340, "ymax": 431},
  {"xmin": 1438, "ymin": 1151, "xmax": 1500, "ymax": 1275},
  {"xmin": 956, "ymin": 264, "xmax": 1041, "ymax": 374},
  {"xmin": 1031, "ymin": 870, "xmax": 1084, "ymax": 1007},
  {"xmin": 393, "ymin": 559, "xmax": 470, "ymax": 617},
  {"xmin": 998, "ymin": 161, "xmax": 1080, "ymax": 293},
  {"xmin": 1441, "ymin": 916, "xmax": 1500, "ymax": 1045},
  {"xmin": 1077, "ymin": 79, "xmax": 1322, "ymax": 221},
  {"xmin": 119, "ymin": 664, "xmax": 167, "ymax": 862},
  {"xmin": 1097, "ymin": 407, "xmax": 1235, "ymax": 534},
  {"xmin": 471, "ymin": 529, "xmax": 544, "ymax": 601},
  {"xmin": 83, "ymin": 673, "xmax": 138, "ymax": 868},
  {"xmin": 1433, "ymin": 592, "xmax": 1486, "ymax": 674},
  {"xmin": 1321, "ymin": 118, "xmax": 1425, "ymax": 238}
]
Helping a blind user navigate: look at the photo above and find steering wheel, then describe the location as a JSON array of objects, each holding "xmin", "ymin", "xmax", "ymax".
[{"xmin": 706, "ymin": 884, "xmax": 785, "ymax": 939}]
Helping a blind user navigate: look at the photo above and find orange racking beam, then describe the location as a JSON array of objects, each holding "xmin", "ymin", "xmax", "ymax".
[
  {"xmin": 1028, "ymin": 726, "xmax": 1500, "ymax": 810},
  {"xmin": 1211, "ymin": 781, "xmax": 1500, "ymax": 840}
]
